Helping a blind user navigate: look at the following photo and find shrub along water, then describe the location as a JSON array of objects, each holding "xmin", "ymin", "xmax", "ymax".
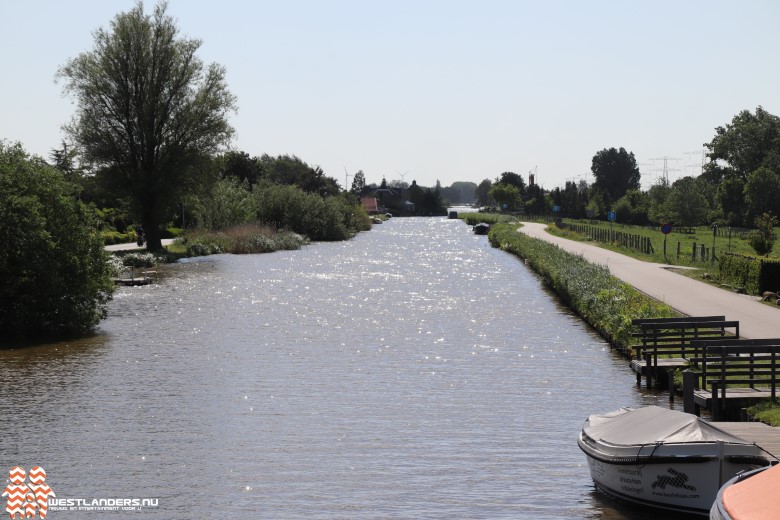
[
  {"xmin": 181, "ymin": 224, "xmax": 309, "ymax": 256},
  {"xmin": 0, "ymin": 142, "xmax": 115, "ymax": 338},
  {"xmin": 488, "ymin": 223, "xmax": 673, "ymax": 348}
]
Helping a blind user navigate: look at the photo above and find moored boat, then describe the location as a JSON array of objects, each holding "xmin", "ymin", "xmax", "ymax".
[
  {"xmin": 710, "ymin": 462, "xmax": 780, "ymax": 520},
  {"xmin": 473, "ymin": 222, "xmax": 490, "ymax": 235},
  {"xmin": 578, "ymin": 406, "xmax": 771, "ymax": 516}
]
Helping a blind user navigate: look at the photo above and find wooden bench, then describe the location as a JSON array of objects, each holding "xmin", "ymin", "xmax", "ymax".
[
  {"xmin": 630, "ymin": 317, "xmax": 738, "ymax": 388},
  {"xmin": 687, "ymin": 339, "xmax": 780, "ymax": 420}
]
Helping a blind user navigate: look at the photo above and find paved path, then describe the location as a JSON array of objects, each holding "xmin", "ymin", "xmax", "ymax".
[
  {"xmin": 518, "ymin": 222, "xmax": 779, "ymax": 339},
  {"xmin": 105, "ymin": 239, "xmax": 175, "ymax": 252}
]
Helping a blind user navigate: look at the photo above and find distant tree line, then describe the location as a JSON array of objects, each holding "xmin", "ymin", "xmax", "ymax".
[{"xmin": 474, "ymin": 106, "xmax": 780, "ymax": 233}]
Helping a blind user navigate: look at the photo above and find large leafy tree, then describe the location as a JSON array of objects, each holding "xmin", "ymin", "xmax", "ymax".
[
  {"xmin": 0, "ymin": 142, "xmax": 115, "ymax": 337},
  {"xmin": 590, "ymin": 147, "xmax": 641, "ymax": 206},
  {"xmin": 350, "ymin": 170, "xmax": 366, "ymax": 195},
  {"xmin": 475, "ymin": 178, "xmax": 492, "ymax": 206},
  {"xmin": 489, "ymin": 183, "xmax": 521, "ymax": 210},
  {"xmin": 57, "ymin": 1, "xmax": 237, "ymax": 250},
  {"xmin": 497, "ymin": 171, "xmax": 526, "ymax": 194},
  {"xmin": 221, "ymin": 150, "xmax": 262, "ymax": 188},
  {"xmin": 663, "ymin": 176, "xmax": 709, "ymax": 228},
  {"xmin": 704, "ymin": 106, "xmax": 780, "ymax": 181},
  {"xmin": 744, "ymin": 167, "xmax": 780, "ymax": 223},
  {"xmin": 258, "ymin": 154, "xmax": 340, "ymax": 195}
]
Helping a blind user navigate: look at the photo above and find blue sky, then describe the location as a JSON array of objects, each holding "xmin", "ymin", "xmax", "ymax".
[{"xmin": 1, "ymin": 0, "xmax": 778, "ymax": 190}]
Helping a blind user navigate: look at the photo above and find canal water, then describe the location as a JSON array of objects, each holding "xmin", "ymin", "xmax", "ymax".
[{"xmin": 1, "ymin": 217, "xmax": 684, "ymax": 519}]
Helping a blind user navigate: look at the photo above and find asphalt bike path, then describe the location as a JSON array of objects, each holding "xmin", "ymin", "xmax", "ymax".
[{"xmin": 518, "ymin": 222, "xmax": 779, "ymax": 339}]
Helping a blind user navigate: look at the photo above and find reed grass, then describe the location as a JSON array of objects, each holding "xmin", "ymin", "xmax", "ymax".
[{"xmin": 488, "ymin": 223, "xmax": 673, "ymax": 348}]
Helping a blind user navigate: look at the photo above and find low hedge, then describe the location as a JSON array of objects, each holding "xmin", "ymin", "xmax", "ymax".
[
  {"xmin": 488, "ymin": 223, "xmax": 674, "ymax": 348},
  {"xmin": 101, "ymin": 230, "xmax": 138, "ymax": 245},
  {"xmin": 720, "ymin": 253, "xmax": 780, "ymax": 294}
]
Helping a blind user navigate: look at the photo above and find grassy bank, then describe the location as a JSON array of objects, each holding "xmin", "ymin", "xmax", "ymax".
[
  {"xmin": 488, "ymin": 223, "xmax": 675, "ymax": 348},
  {"xmin": 547, "ymin": 219, "xmax": 778, "ymax": 267},
  {"xmin": 489, "ymin": 222, "xmax": 780, "ymax": 425},
  {"xmin": 459, "ymin": 212, "xmax": 518, "ymax": 226}
]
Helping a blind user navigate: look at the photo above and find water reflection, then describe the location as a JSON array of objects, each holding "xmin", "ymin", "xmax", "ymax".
[{"xmin": 1, "ymin": 218, "xmax": 687, "ymax": 518}]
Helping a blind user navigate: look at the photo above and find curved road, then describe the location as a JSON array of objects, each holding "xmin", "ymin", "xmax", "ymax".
[{"xmin": 518, "ymin": 222, "xmax": 779, "ymax": 339}]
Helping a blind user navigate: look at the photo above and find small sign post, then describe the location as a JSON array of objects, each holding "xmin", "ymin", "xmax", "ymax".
[
  {"xmin": 712, "ymin": 223, "xmax": 718, "ymax": 263},
  {"xmin": 661, "ymin": 223, "xmax": 672, "ymax": 260}
]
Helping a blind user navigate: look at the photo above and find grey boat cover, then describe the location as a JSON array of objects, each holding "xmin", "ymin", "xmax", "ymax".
[{"xmin": 583, "ymin": 406, "xmax": 750, "ymax": 446}]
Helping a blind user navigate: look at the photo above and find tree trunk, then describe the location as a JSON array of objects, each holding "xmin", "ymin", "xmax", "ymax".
[
  {"xmin": 142, "ymin": 193, "xmax": 164, "ymax": 251},
  {"xmin": 144, "ymin": 223, "xmax": 163, "ymax": 251}
]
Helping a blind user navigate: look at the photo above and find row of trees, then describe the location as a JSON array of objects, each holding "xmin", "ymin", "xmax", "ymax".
[{"xmin": 476, "ymin": 106, "xmax": 780, "ymax": 231}]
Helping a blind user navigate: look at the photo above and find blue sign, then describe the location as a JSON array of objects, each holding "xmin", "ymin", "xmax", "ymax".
[
  {"xmin": 661, "ymin": 223, "xmax": 673, "ymax": 235},
  {"xmin": 553, "ymin": 205, "xmax": 561, "ymax": 212},
  {"xmin": 607, "ymin": 211, "xmax": 616, "ymax": 222}
]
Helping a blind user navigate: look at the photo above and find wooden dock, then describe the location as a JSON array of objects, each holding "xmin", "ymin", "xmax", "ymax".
[
  {"xmin": 717, "ymin": 422, "xmax": 780, "ymax": 461},
  {"xmin": 630, "ymin": 358, "xmax": 685, "ymax": 385},
  {"xmin": 113, "ymin": 277, "xmax": 153, "ymax": 286}
]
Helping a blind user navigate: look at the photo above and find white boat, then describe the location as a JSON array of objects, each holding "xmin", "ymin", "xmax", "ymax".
[
  {"xmin": 710, "ymin": 462, "xmax": 780, "ymax": 520},
  {"xmin": 578, "ymin": 406, "xmax": 771, "ymax": 516}
]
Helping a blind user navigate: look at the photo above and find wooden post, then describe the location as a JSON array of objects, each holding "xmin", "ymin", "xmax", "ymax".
[
  {"xmin": 668, "ymin": 371, "xmax": 675, "ymax": 401},
  {"xmin": 645, "ymin": 352, "xmax": 653, "ymax": 389},
  {"xmin": 712, "ymin": 382, "xmax": 721, "ymax": 421},
  {"xmin": 683, "ymin": 370, "xmax": 698, "ymax": 415}
]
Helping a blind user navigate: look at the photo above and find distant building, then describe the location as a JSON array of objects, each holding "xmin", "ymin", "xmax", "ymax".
[{"xmin": 361, "ymin": 196, "xmax": 379, "ymax": 214}]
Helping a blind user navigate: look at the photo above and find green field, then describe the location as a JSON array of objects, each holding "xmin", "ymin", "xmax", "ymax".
[{"xmin": 547, "ymin": 219, "xmax": 779, "ymax": 268}]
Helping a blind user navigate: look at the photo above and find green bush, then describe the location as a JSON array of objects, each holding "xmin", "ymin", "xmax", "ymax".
[
  {"xmin": 183, "ymin": 224, "xmax": 309, "ymax": 256},
  {"xmin": 720, "ymin": 253, "xmax": 780, "ymax": 294},
  {"xmin": 748, "ymin": 231, "xmax": 773, "ymax": 256},
  {"xmin": 719, "ymin": 253, "xmax": 761, "ymax": 294},
  {"xmin": 161, "ymin": 227, "xmax": 184, "ymax": 239},
  {"xmin": 488, "ymin": 223, "xmax": 673, "ymax": 347},
  {"xmin": 0, "ymin": 142, "xmax": 115, "ymax": 338},
  {"xmin": 121, "ymin": 252, "xmax": 158, "ymax": 268},
  {"xmin": 101, "ymin": 230, "xmax": 138, "ymax": 245},
  {"xmin": 459, "ymin": 212, "xmax": 513, "ymax": 226},
  {"xmin": 253, "ymin": 184, "xmax": 352, "ymax": 241}
]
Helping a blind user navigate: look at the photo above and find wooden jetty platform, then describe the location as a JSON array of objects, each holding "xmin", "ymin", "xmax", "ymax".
[
  {"xmin": 629, "ymin": 316, "xmax": 738, "ymax": 389},
  {"xmin": 717, "ymin": 422, "xmax": 780, "ymax": 461},
  {"xmin": 113, "ymin": 277, "xmax": 153, "ymax": 286}
]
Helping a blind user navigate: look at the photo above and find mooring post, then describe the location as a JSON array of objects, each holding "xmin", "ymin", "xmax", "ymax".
[
  {"xmin": 683, "ymin": 369, "xmax": 697, "ymax": 414},
  {"xmin": 712, "ymin": 382, "xmax": 721, "ymax": 421},
  {"xmin": 645, "ymin": 352, "xmax": 653, "ymax": 389}
]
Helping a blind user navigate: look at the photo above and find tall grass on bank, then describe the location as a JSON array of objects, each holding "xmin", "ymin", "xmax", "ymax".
[
  {"xmin": 181, "ymin": 224, "xmax": 309, "ymax": 256},
  {"xmin": 459, "ymin": 212, "xmax": 517, "ymax": 226},
  {"xmin": 488, "ymin": 223, "xmax": 675, "ymax": 348}
]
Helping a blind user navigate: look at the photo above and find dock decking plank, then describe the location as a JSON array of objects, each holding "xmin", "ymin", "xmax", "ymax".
[{"xmin": 716, "ymin": 422, "xmax": 780, "ymax": 461}]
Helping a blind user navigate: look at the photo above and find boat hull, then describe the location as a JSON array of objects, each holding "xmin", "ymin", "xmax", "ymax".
[{"xmin": 579, "ymin": 435, "xmax": 767, "ymax": 516}]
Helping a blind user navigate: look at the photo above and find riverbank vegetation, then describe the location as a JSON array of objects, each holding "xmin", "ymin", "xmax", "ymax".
[
  {"xmin": 747, "ymin": 400, "xmax": 780, "ymax": 426},
  {"xmin": 458, "ymin": 212, "xmax": 517, "ymax": 226},
  {"xmin": 487, "ymin": 223, "xmax": 675, "ymax": 348},
  {"xmin": 181, "ymin": 225, "xmax": 309, "ymax": 256},
  {"xmin": 545, "ymin": 219, "xmax": 780, "ymax": 296},
  {"xmin": 0, "ymin": 142, "xmax": 114, "ymax": 338}
]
